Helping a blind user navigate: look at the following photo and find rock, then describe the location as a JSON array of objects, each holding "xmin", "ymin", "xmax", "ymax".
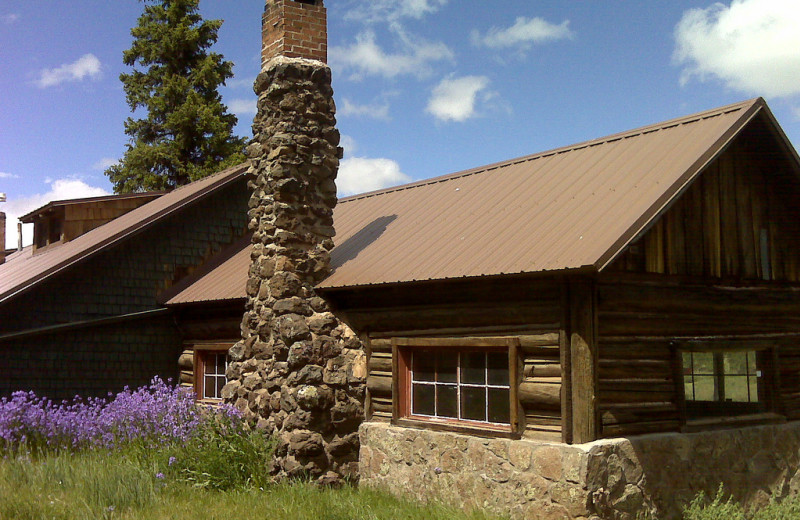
[{"xmin": 277, "ymin": 313, "xmax": 310, "ymax": 343}]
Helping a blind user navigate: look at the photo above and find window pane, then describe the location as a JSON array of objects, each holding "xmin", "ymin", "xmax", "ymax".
[
  {"xmin": 725, "ymin": 375, "xmax": 749, "ymax": 402},
  {"xmin": 723, "ymin": 351, "xmax": 747, "ymax": 376},
  {"xmin": 412, "ymin": 384, "xmax": 435, "ymax": 416},
  {"xmin": 413, "ymin": 353, "xmax": 436, "ymax": 382},
  {"xmin": 693, "ymin": 375, "xmax": 717, "ymax": 401},
  {"xmin": 216, "ymin": 354, "xmax": 227, "ymax": 374},
  {"xmin": 204, "ymin": 376, "xmax": 215, "ymax": 399},
  {"xmin": 487, "ymin": 352, "xmax": 509, "ymax": 386},
  {"xmin": 437, "ymin": 385, "xmax": 458, "ymax": 418},
  {"xmin": 461, "ymin": 386, "xmax": 486, "ymax": 421},
  {"xmin": 749, "ymin": 376, "xmax": 760, "ymax": 403},
  {"xmin": 487, "ymin": 388, "xmax": 510, "ymax": 424},
  {"xmin": 462, "ymin": 352, "xmax": 486, "ymax": 385},
  {"xmin": 684, "ymin": 377, "xmax": 695, "ymax": 400},
  {"xmin": 747, "ymin": 351, "xmax": 758, "ymax": 375},
  {"xmin": 682, "ymin": 351, "xmax": 693, "ymax": 373},
  {"xmin": 438, "ymin": 352, "xmax": 458, "ymax": 383},
  {"xmin": 693, "ymin": 352, "xmax": 714, "ymax": 375},
  {"xmin": 216, "ymin": 377, "xmax": 226, "ymax": 398}
]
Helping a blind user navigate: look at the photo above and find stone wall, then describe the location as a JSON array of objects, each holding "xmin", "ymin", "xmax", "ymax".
[
  {"xmin": 225, "ymin": 56, "xmax": 365, "ymax": 483},
  {"xmin": 360, "ymin": 421, "xmax": 800, "ymax": 520}
]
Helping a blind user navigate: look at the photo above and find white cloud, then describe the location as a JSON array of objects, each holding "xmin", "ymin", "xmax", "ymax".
[
  {"xmin": 2, "ymin": 13, "xmax": 19, "ymax": 24},
  {"xmin": 343, "ymin": 0, "xmax": 447, "ymax": 23},
  {"xmin": 3, "ymin": 178, "xmax": 109, "ymax": 249},
  {"xmin": 472, "ymin": 16, "xmax": 574, "ymax": 50},
  {"xmin": 338, "ymin": 98, "xmax": 390, "ymax": 120},
  {"xmin": 36, "ymin": 54, "xmax": 102, "ymax": 89},
  {"xmin": 227, "ymin": 98, "xmax": 257, "ymax": 116},
  {"xmin": 0, "ymin": 172, "xmax": 19, "ymax": 179},
  {"xmin": 427, "ymin": 75, "xmax": 491, "ymax": 123},
  {"xmin": 339, "ymin": 135, "xmax": 359, "ymax": 157},
  {"xmin": 338, "ymin": 157, "xmax": 411, "ymax": 196},
  {"xmin": 329, "ymin": 30, "xmax": 454, "ymax": 79},
  {"xmin": 674, "ymin": 0, "xmax": 800, "ymax": 98},
  {"xmin": 92, "ymin": 158, "xmax": 117, "ymax": 171}
]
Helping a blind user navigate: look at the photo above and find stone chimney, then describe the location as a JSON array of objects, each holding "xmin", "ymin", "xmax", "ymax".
[{"xmin": 224, "ymin": 0, "xmax": 365, "ymax": 484}]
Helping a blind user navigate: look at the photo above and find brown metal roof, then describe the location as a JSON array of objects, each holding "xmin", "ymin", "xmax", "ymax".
[
  {"xmin": 319, "ymin": 98, "xmax": 765, "ymax": 288},
  {"xmin": 0, "ymin": 164, "xmax": 248, "ymax": 304},
  {"xmin": 163, "ymin": 98, "xmax": 774, "ymax": 304},
  {"xmin": 161, "ymin": 234, "xmax": 252, "ymax": 306}
]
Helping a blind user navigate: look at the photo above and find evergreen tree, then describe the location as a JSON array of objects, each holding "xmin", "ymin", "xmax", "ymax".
[{"xmin": 106, "ymin": 0, "xmax": 246, "ymax": 193}]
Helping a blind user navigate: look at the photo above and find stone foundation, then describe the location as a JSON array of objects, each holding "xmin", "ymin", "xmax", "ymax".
[{"xmin": 359, "ymin": 421, "xmax": 800, "ymax": 520}]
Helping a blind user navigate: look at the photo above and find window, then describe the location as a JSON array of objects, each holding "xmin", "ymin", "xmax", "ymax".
[
  {"xmin": 681, "ymin": 346, "xmax": 770, "ymax": 418},
  {"xmin": 194, "ymin": 345, "xmax": 231, "ymax": 401},
  {"xmin": 393, "ymin": 337, "xmax": 520, "ymax": 434}
]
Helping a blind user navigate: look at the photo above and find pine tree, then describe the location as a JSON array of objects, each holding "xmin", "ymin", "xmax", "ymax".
[{"xmin": 106, "ymin": 0, "xmax": 246, "ymax": 193}]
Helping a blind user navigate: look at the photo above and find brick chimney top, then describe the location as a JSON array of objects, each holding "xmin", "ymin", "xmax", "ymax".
[{"xmin": 262, "ymin": 0, "xmax": 327, "ymax": 66}]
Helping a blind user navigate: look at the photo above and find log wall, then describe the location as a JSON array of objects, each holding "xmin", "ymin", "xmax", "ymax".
[
  {"xmin": 327, "ymin": 276, "xmax": 565, "ymax": 441},
  {"xmin": 610, "ymin": 124, "xmax": 800, "ymax": 282},
  {"xmin": 597, "ymin": 273, "xmax": 800, "ymax": 437}
]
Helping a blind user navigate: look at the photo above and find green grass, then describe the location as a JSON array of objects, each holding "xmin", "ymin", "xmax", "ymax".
[{"xmin": 0, "ymin": 450, "xmax": 500, "ymax": 520}]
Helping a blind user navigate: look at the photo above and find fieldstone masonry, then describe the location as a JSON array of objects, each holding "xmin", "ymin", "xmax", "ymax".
[
  {"xmin": 360, "ymin": 421, "xmax": 800, "ymax": 520},
  {"xmin": 223, "ymin": 45, "xmax": 365, "ymax": 481}
]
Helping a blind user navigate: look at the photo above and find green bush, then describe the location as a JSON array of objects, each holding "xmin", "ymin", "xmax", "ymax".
[
  {"xmin": 682, "ymin": 485, "xmax": 746, "ymax": 520},
  {"xmin": 129, "ymin": 406, "xmax": 274, "ymax": 490}
]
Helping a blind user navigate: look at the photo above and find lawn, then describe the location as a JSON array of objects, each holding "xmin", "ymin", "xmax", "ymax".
[{"xmin": 0, "ymin": 450, "xmax": 498, "ymax": 520}]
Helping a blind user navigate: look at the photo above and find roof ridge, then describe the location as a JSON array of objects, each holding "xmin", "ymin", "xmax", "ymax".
[{"xmin": 338, "ymin": 98, "xmax": 761, "ymax": 204}]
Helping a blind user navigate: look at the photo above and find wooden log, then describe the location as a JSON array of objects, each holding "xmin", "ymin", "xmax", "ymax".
[
  {"xmin": 519, "ymin": 333, "xmax": 560, "ymax": 347},
  {"xmin": 523, "ymin": 362, "xmax": 561, "ymax": 379},
  {"xmin": 569, "ymin": 278, "xmax": 598, "ymax": 443},
  {"xmin": 180, "ymin": 370, "xmax": 193, "ymax": 385},
  {"xmin": 367, "ymin": 374, "xmax": 392, "ymax": 396},
  {"xmin": 178, "ymin": 350, "xmax": 194, "ymax": 370},
  {"xmin": 519, "ymin": 381, "xmax": 561, "ymax": 410},
  {"xmin": 368, "ymin": 354, "xmax": 392, "ymax": 373},
  {"xmin": 602, "ymin": 420, "xmax": 680, "ymax": 437},
  {"xmin": 599, "ymin": 390, "xmax": 676, "ymax": 404},
  {"xmin": 523, "ymin": 414, "xmax": 562, "ymax": 427}
]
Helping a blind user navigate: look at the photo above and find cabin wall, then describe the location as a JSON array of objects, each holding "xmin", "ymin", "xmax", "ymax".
[
  {"xmin": 326, "ymin": 276, "xmax": 565, "ymax": 441},
  {"xmin": 610, "ymin": 127, "xmax": 800, "ymax": 281},
  {"xmin": 596, "ymin": 273, "xmax": 800, "ymax": 438},
  {"xmin": 0, "ymin": 179, "xmax": 249, "ymax": 398}
]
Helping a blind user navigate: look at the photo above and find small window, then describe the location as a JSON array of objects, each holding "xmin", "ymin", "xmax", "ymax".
[
  {"xmin": 681, "ymin": 347, "xmax": 769, "ymax": 418},
  {"xmin": 194, "ymin": 346, "xmax": 231, "ymax": 401},
  {"xmin": 393, "ymin": 337, "xmax": 520, "ymax": 434}
]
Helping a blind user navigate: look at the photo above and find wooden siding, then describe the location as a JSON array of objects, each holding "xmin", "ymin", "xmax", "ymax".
[
  {"xmin": 333, "ymin": 276, "xmax": 565, "ymax": 441},
  {"xmin": 597, "ymin": 273, "xmax": 800, "ymax": 437},
  {"xmin": 609, "ymin": 125, "xmax": 800, "ymax": 282}
]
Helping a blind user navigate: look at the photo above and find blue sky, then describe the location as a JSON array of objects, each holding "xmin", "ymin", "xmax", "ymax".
[{"xmin": 2, "ymin": 0, "xmax": 800, "ymax": 248}]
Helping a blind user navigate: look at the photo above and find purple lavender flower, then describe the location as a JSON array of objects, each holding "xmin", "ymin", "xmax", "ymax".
[
  {"xmin": 168, "ymin": 456, "xmax": 176, "ymax": 466},
  {"xmin": 156, "ymin": 472, "xmax": 165, "ymax": 479},
  {"xmin": 0, "ymin": 377, "xmax": 218, "ymax": 452}
]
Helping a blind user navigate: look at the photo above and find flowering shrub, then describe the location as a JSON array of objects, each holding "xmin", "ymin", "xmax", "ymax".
[{"xmin": 0, "ymin": 377, "xmax": 218, "ymax": 452}]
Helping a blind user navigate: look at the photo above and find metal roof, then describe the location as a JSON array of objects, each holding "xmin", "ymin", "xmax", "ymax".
[
  {"xmin": 163, "ymin": 98, "xmax": 774, "ymax": 304},
  {"xmin": 0, "ymin": 164, "xmax": 248, "ymax": 304},
  {"xmin": 161, "ymin": 234, "xmax": 252, "ymax": 306},
  {"xmin": 319, "ymin": 98, "xmax": 764, "ymax": 288}
]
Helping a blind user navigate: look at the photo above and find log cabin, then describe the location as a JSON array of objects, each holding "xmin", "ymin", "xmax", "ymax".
[{"xmin": 166, "ymin": 96, "xmax": 800, "ymax": 442}]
